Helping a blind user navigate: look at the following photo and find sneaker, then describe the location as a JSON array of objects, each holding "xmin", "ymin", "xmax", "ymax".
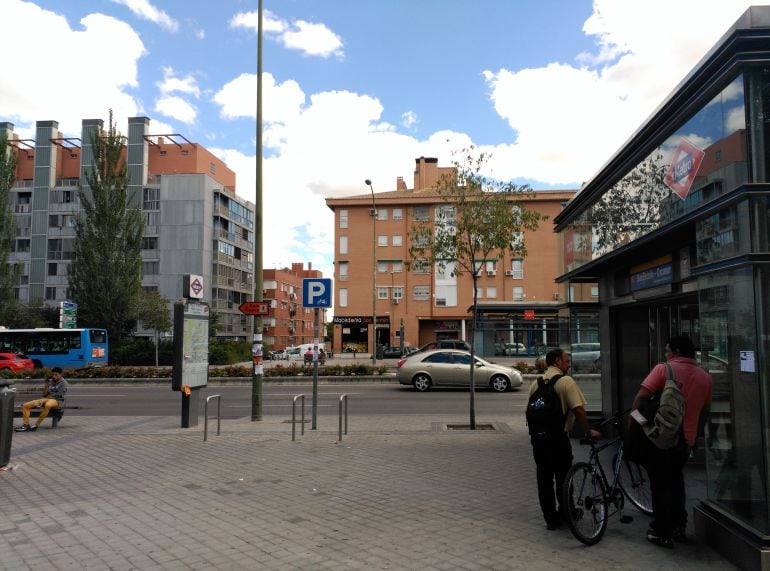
[
  {"xmin": 14, "ymin": 424, "xmax": 37, "ymax": 432},
  {"xmin": 647, "ymin": 528, "xmax": 674, "ymax": 548},
  {"xmin": 673, "ymin": 526, "xmax": 687, "ymax": 543}
]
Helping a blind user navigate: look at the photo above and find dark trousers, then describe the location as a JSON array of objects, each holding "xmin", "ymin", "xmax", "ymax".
[
  {"xmin": 531, "ymin": 432, "xmax": 573, "ymax": 525},
  {"xmin": 643, "ymin": 442, "xmax": 689, "ymax": 537}
]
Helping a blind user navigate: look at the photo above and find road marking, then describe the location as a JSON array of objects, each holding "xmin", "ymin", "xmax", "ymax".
[{"xmin": 225, "ymin": 404, "xmax": 333, "ymax": 408}]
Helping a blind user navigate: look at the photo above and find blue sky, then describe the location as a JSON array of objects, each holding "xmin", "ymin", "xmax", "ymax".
[{"xmin": 1, "ymin": 0, "xmax": 765, "ymax": 281}]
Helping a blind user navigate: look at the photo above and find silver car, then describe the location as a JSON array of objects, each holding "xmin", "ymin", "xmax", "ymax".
[{"xmin": 397, "ymin": 349, "xmax": 523, "ymax": 392}]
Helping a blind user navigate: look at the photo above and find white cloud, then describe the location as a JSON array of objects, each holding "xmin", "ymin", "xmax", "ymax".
[
  {"xmin": 157, "ymin": 67, "xmax": 200, "ymax": 97},
  {"xmin": 230, "ymin": 10, "xmax": 343, "ymax": 58},
  {"xmin": 401, "ymin": 111, "xmax": 418, "ymax": 129},
  {"xmin": 0, "ymin": 0, "xmax": 145, "ymax": 139},
  {"xmin": 154, "ymin": 96, "xmax": 197, "ymax": 125},
  {"xmin": 111, "ymin": 0, "xmax": 178, "ymax": 32},
  {"xmin": 482, "ymin": 0, "xmax": 761, "ymax": 184}
]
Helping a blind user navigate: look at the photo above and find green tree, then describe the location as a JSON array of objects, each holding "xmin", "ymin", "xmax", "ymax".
[
  {"xmin": 136, "ymin": 290, "xmax": 172, "ymax": 366},
  {"xmin": 69, "ymin": 112, "xmax": 144, "ymax": 355},
  {"xmin": 409, "ymin": 148, "xmax": 546, "ymax": 429},
  {"xmin": 0, "ymin": 135, "xmax": 20, "ymax": 322}
]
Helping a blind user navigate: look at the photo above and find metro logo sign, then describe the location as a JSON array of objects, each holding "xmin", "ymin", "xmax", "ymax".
[{"xmin": 664, "ymin": 138, "xmax": 705, "ymax": 200}]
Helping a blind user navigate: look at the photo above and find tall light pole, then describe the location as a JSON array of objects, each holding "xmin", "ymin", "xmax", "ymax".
[
  {"xmin": 365, "ymin": 179, "xmax": 377, "ymax": 365},
  {"xmin": 251, "ymin": 0, "xmax": 264, "ymax": 421}
]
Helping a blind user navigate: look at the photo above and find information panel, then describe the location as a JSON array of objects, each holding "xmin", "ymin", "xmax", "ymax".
[{"xmin": 172, "ymin": 300, "xmax": 210, "ymax": 390}]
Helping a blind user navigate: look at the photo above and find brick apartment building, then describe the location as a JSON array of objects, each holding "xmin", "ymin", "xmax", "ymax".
[
  {"xmin": 2, "ymin": 117, "xmax": 256, "ymax": 340},
  {"xmin": 325, "ymin": 157, "xmax": 589, "ymax": 358},
  {"xmin": 262, "ymin": 262, "xmax": 327, "ymax": 350}
]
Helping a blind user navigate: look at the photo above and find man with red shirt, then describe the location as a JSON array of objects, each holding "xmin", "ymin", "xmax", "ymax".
[{"xmin": 631, "ymin": 335, "xmax": 713, "ymax": 548}]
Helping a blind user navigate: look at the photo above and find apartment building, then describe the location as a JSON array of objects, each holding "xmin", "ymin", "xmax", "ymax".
[
  {"xmin": 325, "ymin": 157, "xmax": 581, "ymax": 357},
  {"xmin": 262, "ymin": 262, "xmax": 326, "ymax": 350},
  {"xmin": 1, "ymin": 117, "xmax": 255, "ymax": 340}
]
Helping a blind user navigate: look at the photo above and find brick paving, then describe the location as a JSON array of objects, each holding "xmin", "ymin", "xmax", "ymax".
[{"xmin": 2, "ymin": 410, "xmax": 733, "ymax": 570}]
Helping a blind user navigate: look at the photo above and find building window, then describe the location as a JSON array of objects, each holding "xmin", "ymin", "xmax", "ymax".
[
  {"xmin": 392, "ymin": 261, "xmax": 403, "ymax": 273},
  {"xmin": 392, "ymin": 235, "xmax": 403, "ymax": 247},
  {"xmin": 511, "ymin": 259, "xmax": 524, "ymax": 279},
  {"xmin": 339, "ymin": 288, "xmax": 348, "ymax": 307},
  {"xmin": 338, "ymin": 262, "xmax": 349, "ymax": 281},
  {"xmin": 414, "ymin": 205, "xmax": 430, "ymax": 221},
  {"xmin": 14, "ymin": 239, "xmax": 30, "ymax": 253},
  {"xmin": 412, "ymin": 259, "xmax": 429, "ymax": 274},
  {"xmin": 339, "ymin": 209, "xmax": 348, "ymax": 228},
  {"xmin": 143, "ymin": 187, "xmax": 160, "ymax": 210},
  {"xmin": 145, "ymin": 212, "xmax": 160, "ymax": 226},
  {"xmin": 513, "ymin": 286, "xmax": 524, "ymax": 301},
  {"xmin": 487, "ymin": 287, "xmax": 497, "ymax": 298},
  {"xmin": 142, "ymin": 261, "xmax": 160, "ymax": 276},
  {"xmin": 591, "ymin": 285, "xmax": 599, "ymax": 298},
  {"xmin": 47, "ymin": 238, "xmax": 75, "ymax": 260},
  {"xmin": 393, "ymin": 208, "xmax": 403, "ymax": 220},
  {"xmin": 377, "ymin": 209, "xmax": 388, "ymax": 221},
  {"xmin": 378, "ymin": 287, "xmax": 389, "ymax": 299},
  {"xmin": 393, "ymin": 286, "xmax": 403, "ymax": 300},
  {"xmin": 45, "ymin": 287, "xmax": 57, "ymax": 301},
  {"xmin": 486, "ymin": 260, "xmax": 497, "ymax": 275},
  {"xmin": 210, "ymin": 162, "xmax": 216, "ymax": 174},
  {"xmin": 339, "ymin": 236, "xmax": 348, "ymax": 254},
  {"xmin": 511, "ymin": 232, "xmax": 524, "ymax": 251},
  {"xmin": 475, "ymin": 287, "xmax": 483, "ymax": 299},
  {"xmin": 377, "ymin": 235, "xmax": 388, "ymax": 247},
  {"xmin": 413, "ymin": 285, "xmax": 430, "ymax": 300},
  {"xmin": 142, "ymin": 237, "xmax": 158, "ymax": 250},
  {"xmin": 47, "ymin": 263, "xmax": 58, "ymax": 276},
  {"xmin": 377, "ymin": 261, "xmax": 388, "ymax": 273}
]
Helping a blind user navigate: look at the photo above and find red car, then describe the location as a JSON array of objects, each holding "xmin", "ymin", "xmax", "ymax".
[{"xmin": 0, "ymin": 352, "xmax": 34, "ymax": 372}]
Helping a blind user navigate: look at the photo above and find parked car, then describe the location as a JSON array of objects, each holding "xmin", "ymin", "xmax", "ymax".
[
  {"xmin": 286, "ymin": 347, "xmax": 302, "ymax": 360},
  {"xmin": 0, "ymin": 352, "xmax": 34, "ymax": 373},
  {"xmin": 381, "ymin": 346, "xmax": 405, "ymax": 359},
  {"xmin": 271, "ymin": 349, "xmax": 288, "ymax": 360},
  {"xmin": 397, "ymin": 349, "xmax": 523, "ymax": 392},
  {"xmin": 417, "ymin": 340, "xmax": 471, "ymax": 353},
  {"xmin": 571, "ymin": 342, "xmax": 601, "ymax": 373},
  {"xmin": 503, "ymin": 342, "xmax": 527, "ymax": 356}
]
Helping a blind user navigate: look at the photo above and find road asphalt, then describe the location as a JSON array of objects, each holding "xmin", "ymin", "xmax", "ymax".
[{"xmin": 1, "ymin": 392, "xmax": 733, "ymax": 570}]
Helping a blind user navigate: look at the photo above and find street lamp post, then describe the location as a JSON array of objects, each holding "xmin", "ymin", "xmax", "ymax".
[{"xmin": 365, "ymin": 179, "xmax": 377, "ymax": 365}]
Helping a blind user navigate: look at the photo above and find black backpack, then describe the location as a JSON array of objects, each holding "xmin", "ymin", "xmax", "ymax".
[{"xmin": 526, "ymin": 375, "xmax": 565, "ymax": 436}]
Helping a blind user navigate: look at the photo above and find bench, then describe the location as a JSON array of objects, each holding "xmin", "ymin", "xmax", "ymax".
[{"xmin": 12, "ymin": 385, "xmax": 65, "ymax": 428}]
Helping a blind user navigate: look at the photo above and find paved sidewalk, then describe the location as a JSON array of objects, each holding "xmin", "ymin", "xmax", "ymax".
[{"xmin": 2, "ymin": 412, "xmax": 732, "ymax": 570}]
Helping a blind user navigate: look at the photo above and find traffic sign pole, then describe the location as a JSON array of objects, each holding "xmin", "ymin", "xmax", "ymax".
[{"xmin": 312, "ymin": 307, "xmax": 319, "ymax": 430}]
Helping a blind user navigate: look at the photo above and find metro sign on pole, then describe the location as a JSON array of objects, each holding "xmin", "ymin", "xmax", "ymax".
[
  {"xmin": 302, "ymin": 278, "xmax": 332, "ymax": 308},
  {"xmin": 239, "ymin": 301, "xmax": 270, "ymax": 315}
]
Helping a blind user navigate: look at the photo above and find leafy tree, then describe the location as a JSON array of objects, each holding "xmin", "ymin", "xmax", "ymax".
[
  {"xmin": 409, "ymin": 148, "xmax": 546, "ymax": 429},
  {"xmin": 0, "ymin": 135, "xmax": 19, "ymax": 321},
  {"xmin": 69, "ymin": 112, "xmax": 144, "ymax": 355},
  {"xmin": 136, "ymin": 290, "xmax": 172, "ymax": 366}
]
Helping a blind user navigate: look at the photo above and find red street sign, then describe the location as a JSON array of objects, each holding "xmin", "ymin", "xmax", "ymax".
[{"xmin": 239, "ymin": 302, "xmax": 270, "ymax": 315}]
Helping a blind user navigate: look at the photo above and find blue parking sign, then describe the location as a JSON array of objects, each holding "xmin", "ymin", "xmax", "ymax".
[{"xmin": 303, "ymin": 278, "xmax": 332, "ymax": 307}]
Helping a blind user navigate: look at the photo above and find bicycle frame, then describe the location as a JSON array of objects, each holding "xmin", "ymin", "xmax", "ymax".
[{"xmin": 579, "ymin": 433, "xmax": 628, "ymax": 519}]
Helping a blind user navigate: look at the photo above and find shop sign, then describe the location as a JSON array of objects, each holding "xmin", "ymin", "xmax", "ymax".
[
  {"xmin": 333, "ymin": 315, "xmax": 390, "ymax": 325},
  {"xmin": 523, "ymin": 309, "xmax": 536, "ymax": 320},
  {"xmin": 630, "ymin": 255, "xmax": 673, "ymax": 291},
  {"xmin": 664, "ymin": 138, "xmax": 705, "ymax": 200}
]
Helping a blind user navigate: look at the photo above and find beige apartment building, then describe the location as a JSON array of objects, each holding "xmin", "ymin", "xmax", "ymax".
[{"xmin": 325, "ymin": 157, "xmax": 585, "ymax": 358}]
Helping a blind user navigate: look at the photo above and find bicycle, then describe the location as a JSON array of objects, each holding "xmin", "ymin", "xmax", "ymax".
[{"xmin": 561, "ymin": 409, "xmax": 653, "ymax": 545}]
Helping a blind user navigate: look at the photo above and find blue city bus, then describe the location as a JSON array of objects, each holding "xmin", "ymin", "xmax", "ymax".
[{"xmin": 0, "ymin": 328, "xmax": 109, "ymax": 369}]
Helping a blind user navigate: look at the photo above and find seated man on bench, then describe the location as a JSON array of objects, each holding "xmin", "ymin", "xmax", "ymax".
[{"xmin": 15, "ymin": 367, "xmax": 68, "ymax": 432}]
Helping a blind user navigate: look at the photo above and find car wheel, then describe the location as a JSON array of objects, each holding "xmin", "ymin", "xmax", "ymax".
[
  {"xmin": 0, "ymin": 367, "xmax": 9, "ymax": 371},
  {"xmin": 490, "ymin": 375, "xmax": 510, "ymax": 392},
  {"xmin": 412, "ymin": 374, "xmax": 432, "ymax": 392}
]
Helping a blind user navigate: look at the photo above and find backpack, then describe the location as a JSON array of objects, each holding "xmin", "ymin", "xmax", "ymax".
[
  {"xmin": 526, "ymin": 375, "xmax": 565, "ymax": 436},
  {"xmin": 641, "ymin": 363, "xmax": 686, "ymax": 450}
]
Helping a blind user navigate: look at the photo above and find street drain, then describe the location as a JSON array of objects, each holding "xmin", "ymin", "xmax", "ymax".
[{"xmin": 447, "ymin": 423, "xmax": 495, "ymax": 430}]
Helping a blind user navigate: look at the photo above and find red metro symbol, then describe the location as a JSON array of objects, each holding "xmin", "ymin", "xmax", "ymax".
[{"xmin": 190, "ymin": 278, "xmax": 203, "ymax": 296}]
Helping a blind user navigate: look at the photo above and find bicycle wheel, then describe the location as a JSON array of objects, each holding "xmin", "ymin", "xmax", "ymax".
[
  {"xmin": 616, "ymin": 455, "xmax": 653, "ymax": 516},
  {"xmin": 562, "ymin": 462, "xmax": 608, "ymax": 545}
]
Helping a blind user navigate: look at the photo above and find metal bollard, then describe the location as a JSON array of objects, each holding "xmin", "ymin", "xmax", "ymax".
[
  {"xmin": 338, "ymin": 393, "xmax": 348, "ymax": 442},
  {"xmin": 292, "ymin": 394, "xmax": 305, "ymax": 441},
  {"xmin": 204, "ymin": 394, "xmax": 221, "ymax": 442}
]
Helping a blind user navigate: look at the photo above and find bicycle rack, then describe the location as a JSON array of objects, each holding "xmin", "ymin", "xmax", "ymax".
[
  {"xmin": 292, "ymin": 394, "xmax": 305, "ymax": 441},
  {"xmin": 204, "ymin": 394, "xmax": 221, "ymax": 442},
  {"xmin": 338, "ymin": 393, "xmax": 349, "ymax": 442}
]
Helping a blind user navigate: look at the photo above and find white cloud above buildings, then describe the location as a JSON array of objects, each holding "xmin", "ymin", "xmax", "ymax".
[
  {"xmin": 1, "ymin": 0, "xmax": 765, "ymax": 282},
  {"xmin": 110, "ymin": 0, "xmax": 178, "ymax": 32}
]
